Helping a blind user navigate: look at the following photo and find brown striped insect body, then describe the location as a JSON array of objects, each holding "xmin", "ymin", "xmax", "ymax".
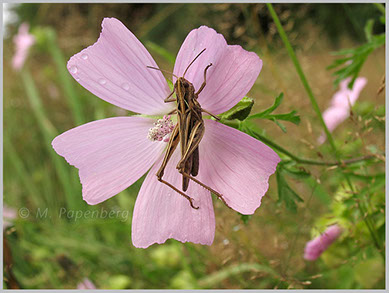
[{"xmin": 148, "ymin": 49, "xmax": 229, "ymax": 209}]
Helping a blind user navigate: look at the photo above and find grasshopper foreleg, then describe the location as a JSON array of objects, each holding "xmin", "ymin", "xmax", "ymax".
[
  {"xmin": 164, "ymin": 83, "xmax": 177, "ymax": 103},
  {"xmin": 195, "ymin": 63, "xmax": 213, "ymax": 96}
]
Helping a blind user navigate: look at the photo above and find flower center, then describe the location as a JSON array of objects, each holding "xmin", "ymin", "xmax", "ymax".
[{"xmin": 147, "ymin": 115, "xmax": 174, "ymax": 142}]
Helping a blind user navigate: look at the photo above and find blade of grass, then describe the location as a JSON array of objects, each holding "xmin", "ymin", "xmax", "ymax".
[
  {"xmin": 4, "ymin": 135, "xmax": 41, "ymax": 207},
  {"xmin": 21, "ymin": 69, "xmax": 80, "ymax": 211},
  {"xmin": 46, "ymin": 29, "xmax": 84, "ymax": 126}
]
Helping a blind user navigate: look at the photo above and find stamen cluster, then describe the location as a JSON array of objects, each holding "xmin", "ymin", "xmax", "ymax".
[{"xmin": 147, "ymin": 115, "xmax": 174, "ymax": 142}]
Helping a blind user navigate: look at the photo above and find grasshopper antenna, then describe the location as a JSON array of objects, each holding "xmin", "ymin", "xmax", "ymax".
[
  {"xmin": 183, "ymin": 48, "xmax": 206, "ymax": 78},
  {"xmin": 147, "ymin": 66, "xmax": 178, "ymax": 81}
]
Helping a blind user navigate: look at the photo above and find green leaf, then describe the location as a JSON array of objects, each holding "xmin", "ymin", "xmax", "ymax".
[
  {"xmin": 326, "ymin": 56, "xmax": 353, "ymax": 70},
  {"xmin": 248, "ymin": 93, "xmax": 284, "ymax": 119},
  {"xmin": 272, "ymin": 118, "xmax": 287, "ymax": 133},
  {"xmin": 364, "ymin": 19, "xmax": 374, "ymax": 42},
  {"xmin": 247, "ymin": 93, "xmax": 300, "ymax": 132},
  {"xmin": 270, "ymin": 111, "xmax": 301, "ymax": 125},
  {"xmin": 220, "ymin": 96, "xmax": 254, "ymax": 121},
  {"xmin": 276, "ymin": 167, "xmax": 304, "ymax": 213},
  {"xmin": 328, "ymin": 28, "xmax": 385, "ymax": 88}
]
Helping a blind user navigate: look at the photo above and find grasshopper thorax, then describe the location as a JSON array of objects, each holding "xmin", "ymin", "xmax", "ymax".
[
  {"xmin": 176, "ymin": 76, "xmax": 191, "ymax": 89},
  {"xmin": 176, "ymin": 76, "xmax": 197, "ymax": 107}
]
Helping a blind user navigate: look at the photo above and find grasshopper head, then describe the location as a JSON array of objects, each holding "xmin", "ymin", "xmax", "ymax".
[{"xmin": 177, "ymin": 77, "xmax": 190, "ymax": 89}]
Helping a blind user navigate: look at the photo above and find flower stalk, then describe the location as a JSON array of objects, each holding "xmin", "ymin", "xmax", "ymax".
[
  {"xmin": 267, "ymin": 3, "xmax": 338, "ymax": 156},
  {"xmin": 267, "ymin": 3, "xmax": 384, "ymax": 259},
  {"xmin": 221, "ymin": 118, "xmax": 376, "ymax": 167}
]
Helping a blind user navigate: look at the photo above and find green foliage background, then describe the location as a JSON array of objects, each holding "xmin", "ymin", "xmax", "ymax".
[{"xmin": 3, "ymin": 3, "xmax": 385, "ymax": 289}]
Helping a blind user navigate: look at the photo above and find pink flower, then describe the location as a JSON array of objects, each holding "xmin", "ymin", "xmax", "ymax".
[
  {"xmin": 52, "ymin": 18, "xmax": 280, "ymax": 248},
  {"xmin": 77, "ymin": 278, "xmax": 96, "ymax": 290},
  {"xmin": 12, "ymin": 23, "xmax": 35, "ymax": 71},
  {"xmin": 3, "ymin": 206, "xmax": 17, "ymax": 230},
  {"xmin": 304, "ymin": 225, "xmax": 342, "ymax": 261},
  {"xmin": 318, "ymin": 77, "xmax": 367, "ymax": 144}
]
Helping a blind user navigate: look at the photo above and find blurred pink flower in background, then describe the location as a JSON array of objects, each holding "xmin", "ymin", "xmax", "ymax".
[
  {"xmin": 318, "ymin": 77, "xmax": 367, "ymax": 144},
  {"xmin": 12, "ymin": 22, "xmax": 35, "ymax": 71},
  {"xmin": 77, "ymin": 278, "xmax": 96, "ymax": 290},
  {"xmin": 52, "ymin": 18, "xmax": 280, "ymax": 248},
  {"xmin": 3, "ymin": 206, "xmax": 17, "ymax": 230},
  {"xmin": 304, "ymin": 224, "xmax": 343, "ymax": 261}
]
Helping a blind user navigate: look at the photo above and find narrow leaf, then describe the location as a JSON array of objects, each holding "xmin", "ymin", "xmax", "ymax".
[
  {"xmin": 272, "ymin": 118, "xmax": 287, "ymax": 133},
  {"xmin": 270, "ymin": 111, "xmax": 301, "ymax": 125},
  {"xmin": 248, "ymin": 93, "xmax": 283, "ymax": 119}
]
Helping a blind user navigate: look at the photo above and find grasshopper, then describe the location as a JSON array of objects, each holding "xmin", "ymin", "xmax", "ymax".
[{"xmin": 148, "ymin": 49, "xmax": 229, "ymax": 209}]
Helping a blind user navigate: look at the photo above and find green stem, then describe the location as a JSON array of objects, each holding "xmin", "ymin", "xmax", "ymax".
[
  {"xmin": 267, "ymin": 3, "xmax": 337, "ymax": 156},
  {"xmin": 255, "ymin": 131, "xmax": 374, "ymax": 166},
  {"xmin": 267, "ymin": 3, "xmax": 384, "ymax": 259},
  {"xmin": 222, "ymin": 119, "xmax": 375, "ymax": 167}
]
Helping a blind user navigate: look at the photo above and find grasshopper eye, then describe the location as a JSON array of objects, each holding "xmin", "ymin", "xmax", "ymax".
[{"xmin": 183, "ymin": 81, "xmax": 189, "ymax": 88}]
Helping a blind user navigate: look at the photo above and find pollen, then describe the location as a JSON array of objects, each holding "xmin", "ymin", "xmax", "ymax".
[{"xmin": 147, "ymin": 115, "xmax": 174, "ymax": 142}]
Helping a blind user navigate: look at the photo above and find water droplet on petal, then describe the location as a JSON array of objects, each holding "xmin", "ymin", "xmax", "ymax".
[
  {"xmin": 98, "ymin": 78, "xmax": 107, "ymax": 85},
  {"xmin": 69, "ymin": 66, "xmax": 78, "ymax": 74},
  {"xmin": 121, "ymin": 83, "xmax": 130, "ymax": 90},
  {"xmin": 75, "ymin": 78, "xmax": 80, "ymax": 82},
  {"xmin": 81, "ymin": 54, "xmax": 88, "ymax": 60}
]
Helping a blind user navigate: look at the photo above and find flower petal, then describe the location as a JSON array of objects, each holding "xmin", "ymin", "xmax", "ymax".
[
  {"xmin": 67, "ymin": 17, "xmax": 173, "ymax": 115},
  {"xmin": 132, "ymin": 149, "xmax": 215, "ymax": 248},
  {"xmin": 323, "ymin": 107, "xmax": 349, "ymax": 133},
  {"xmin": 318, "ymin": 106, "xmax": 349, "ymax": 145},
  {"xmin": 173, "ymin": 26, "xmax": 262, "ymax": 114},
  {"xmin": 12, "ymin": 23, "xmax": 35, "ymax": 71},
  {"xmin": 319, "ymin": 77, "xmax": 367, "ymax": 144},
  {"xmin": 304, "ymin": 225, "xmax": 342, "ymax": 261},
  {"xmin": 197, "ymin": 120, "xmax": 280, "ymax": 215},
  {"xmin": 52, "ymin": 116, "xmax": 165, "ymax": 204},
  {"xmin": 332, "ymin": 77, "xmax": 367, "ymax": 108}
]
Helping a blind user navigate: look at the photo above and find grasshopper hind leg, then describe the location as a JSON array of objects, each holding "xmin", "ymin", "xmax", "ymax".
[
  {"xmin": 156, "ymin": 124, "xmax": 199, "ymax": 210},
  {"xmin": 179, "ymin": 170, "xmax": 232, "ymax": 210},
  {"xmin": 157, "ymin": 177, "xmax": 199, "ymax": 209}
]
